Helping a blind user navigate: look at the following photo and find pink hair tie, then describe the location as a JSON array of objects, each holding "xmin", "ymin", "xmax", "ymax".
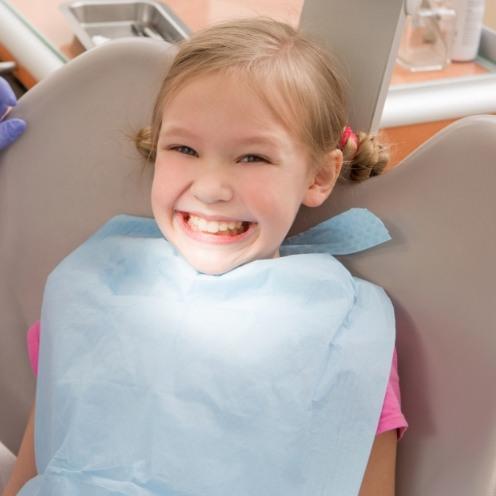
[{"xmin": 339, "ymin": 126, "xmax": 358, "ymax": 150}]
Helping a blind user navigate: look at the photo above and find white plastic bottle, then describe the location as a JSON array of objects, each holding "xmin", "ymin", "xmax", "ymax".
[{"xmin": 451, "ymin": 0, "xmax": 486, "ymax": 61}]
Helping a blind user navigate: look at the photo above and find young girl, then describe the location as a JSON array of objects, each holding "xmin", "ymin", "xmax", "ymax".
[{"xmin": 4, "ymin": 18, "xmax": 407, "ymax": 496}]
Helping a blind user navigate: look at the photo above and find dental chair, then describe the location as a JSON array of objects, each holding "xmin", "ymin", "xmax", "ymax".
[{"xmin": 0, "ymin": 38, "xmax": 495, "ymax": 496}]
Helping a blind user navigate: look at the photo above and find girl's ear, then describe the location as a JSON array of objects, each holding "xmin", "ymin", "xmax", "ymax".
[{"xmin": 302, "ymin": 149, "xmax": 343, "ymax": 208}]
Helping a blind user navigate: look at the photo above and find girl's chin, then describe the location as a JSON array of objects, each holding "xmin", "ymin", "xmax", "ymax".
[
  {"xmin": 181, "ymin": 247, "xmax": 282, "ymax": 275},
  {"xmin": 179, "ymin": 249, "xmax": 247, "ymax": 274}
]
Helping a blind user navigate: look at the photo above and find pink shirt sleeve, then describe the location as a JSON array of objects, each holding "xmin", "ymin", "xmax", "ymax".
[
  {"xmin": 377, "ymin": 348, "xmax": 408, "ymax": 439},
  {"xmin": 26, "ymin": 320, "xmax": 407, "ymax": 439},
  {"xmin": 27, "ymin": 320, "xmax": 41, "ymax": 376}
]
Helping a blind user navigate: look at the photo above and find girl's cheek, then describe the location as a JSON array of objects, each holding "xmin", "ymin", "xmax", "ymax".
[
  {"xmin": 154, "ymin": 159, "xmax": 182, "ymax": 187},
  {"xmin": 240, "ymin": 181, "xmax": 273, "ymax": 212},
  {"xmin": 241, "ymin": 171, "xmax": 293, "ymax": 213},
  {"xmin": 151, "ymin": 168, "xmax": 173, "ymax": 204},
  {"xmin": 240, "ymin": 170, "xmax": 277, "ymax": 200}
]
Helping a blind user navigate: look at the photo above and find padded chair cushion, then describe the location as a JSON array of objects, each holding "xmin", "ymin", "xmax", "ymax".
[{"xmin": 1, "ymin": 37, "xmax": 495, "ymax": 495}]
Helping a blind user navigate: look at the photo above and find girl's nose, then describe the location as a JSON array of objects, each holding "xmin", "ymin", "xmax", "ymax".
[{"xmin": 190, "ymin": 170, "xmax": 233, "ymax": 204}]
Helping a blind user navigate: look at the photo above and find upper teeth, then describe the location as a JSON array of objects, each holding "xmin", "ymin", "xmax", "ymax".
[{"xmin": 187, "ymin": 214, "xmax": 245, "ymax": 233}]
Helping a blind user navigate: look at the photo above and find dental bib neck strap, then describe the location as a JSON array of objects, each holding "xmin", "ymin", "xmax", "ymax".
[{"xmin": 21, "ymin": 212, "xmax": 395, "ymax": 496}]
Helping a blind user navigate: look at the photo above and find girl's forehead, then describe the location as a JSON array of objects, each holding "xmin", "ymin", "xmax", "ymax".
[
  {"xmin": 164, "ymin": 71, "xmax": 257, "ymax": 104},
  {"xmin": 161, "ymin": 71, "xmax": 303, "ymax": 141}
]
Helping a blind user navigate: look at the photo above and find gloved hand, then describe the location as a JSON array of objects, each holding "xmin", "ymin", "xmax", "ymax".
[{"xmin": 0, "ymin": 76, "xmax": 26, "ymax": 150}]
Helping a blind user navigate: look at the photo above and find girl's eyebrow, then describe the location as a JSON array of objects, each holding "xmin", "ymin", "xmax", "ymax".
[
  {"xmin": 159, "ymin": 125, "xmax": 199, "ymax": 139},
  {"xmin": 160, "ymin": 125, "xmax": 284, "ymax": 149},
  {"xmin": 235, "ymin": 135, "xmax": 283, "ymax": 148}
]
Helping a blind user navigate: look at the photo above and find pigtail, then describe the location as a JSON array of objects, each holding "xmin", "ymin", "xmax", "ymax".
[
  {"xmin": 341, "ymin": 131, "xmax": 389, "ymax": 183},
  {"xmin": 135, "ymin": 126, "xmax": 156, "ymax": 162}
]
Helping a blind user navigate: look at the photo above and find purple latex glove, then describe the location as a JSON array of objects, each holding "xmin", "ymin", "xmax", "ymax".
[{"xmin": 0, "ymin": 76, "xmax": 26, "ymax": 150}]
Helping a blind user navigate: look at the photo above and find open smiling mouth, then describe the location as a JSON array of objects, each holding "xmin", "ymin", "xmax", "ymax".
[{"xmin": 181, "ymin": 212, "xmax": 252, "ymax": 236}]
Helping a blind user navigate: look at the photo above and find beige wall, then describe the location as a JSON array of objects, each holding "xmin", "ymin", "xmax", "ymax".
[{"xmin": 485, "ymin": 1, "xmax": 496, "ymax": 30}]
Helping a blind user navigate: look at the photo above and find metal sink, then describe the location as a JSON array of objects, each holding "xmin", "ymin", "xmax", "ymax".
[{"xmin": 60, "ymin": 0, "xmax": 190, "ymax": 49}]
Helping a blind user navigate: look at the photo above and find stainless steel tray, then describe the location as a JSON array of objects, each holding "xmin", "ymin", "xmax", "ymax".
[{"xmin": 60, "ymin": 0, "xmax": 190, "ymax": 49}]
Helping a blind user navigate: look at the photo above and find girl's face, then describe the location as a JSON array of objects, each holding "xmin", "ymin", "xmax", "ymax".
[{"xmin": 152, "ymin": 73, "xmax": 339, "ymax": 275}]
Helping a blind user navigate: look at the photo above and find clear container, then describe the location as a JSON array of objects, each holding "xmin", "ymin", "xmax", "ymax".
[
  {"xmin": 451, "ymin": 0, "xmax": 486, "ymax": 61},
  {"xmin": 397, "ymin": 0, "xmax": 457, "ymax": 72}
]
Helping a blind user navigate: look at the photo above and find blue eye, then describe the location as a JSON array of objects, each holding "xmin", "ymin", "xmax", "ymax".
[
  {"xmin": 239, "ymin": 154, "xmax": 269, "ymax": 164},
  {"xmin": 171, "ymin": 145, "xmax": 198, "ymax": 157}
]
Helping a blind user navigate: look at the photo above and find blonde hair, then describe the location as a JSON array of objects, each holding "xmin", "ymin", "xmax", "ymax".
[{"xmin": 135, "ymin": 17, "xmax": 388, "ymax": 182}]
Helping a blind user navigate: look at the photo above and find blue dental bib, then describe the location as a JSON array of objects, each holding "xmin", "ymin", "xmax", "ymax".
[{"xmin": 21, "ymin": 210, "xmax": 395, "ymax": 496}]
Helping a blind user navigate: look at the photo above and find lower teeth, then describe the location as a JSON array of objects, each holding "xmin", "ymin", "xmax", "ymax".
[
  {"xmin": 185, "ymin": 219, "xmax": 248, "ymax": 236},
  {"xmin": 192, "ymin": 226, "xmax": 244, "ymax": 235}
]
